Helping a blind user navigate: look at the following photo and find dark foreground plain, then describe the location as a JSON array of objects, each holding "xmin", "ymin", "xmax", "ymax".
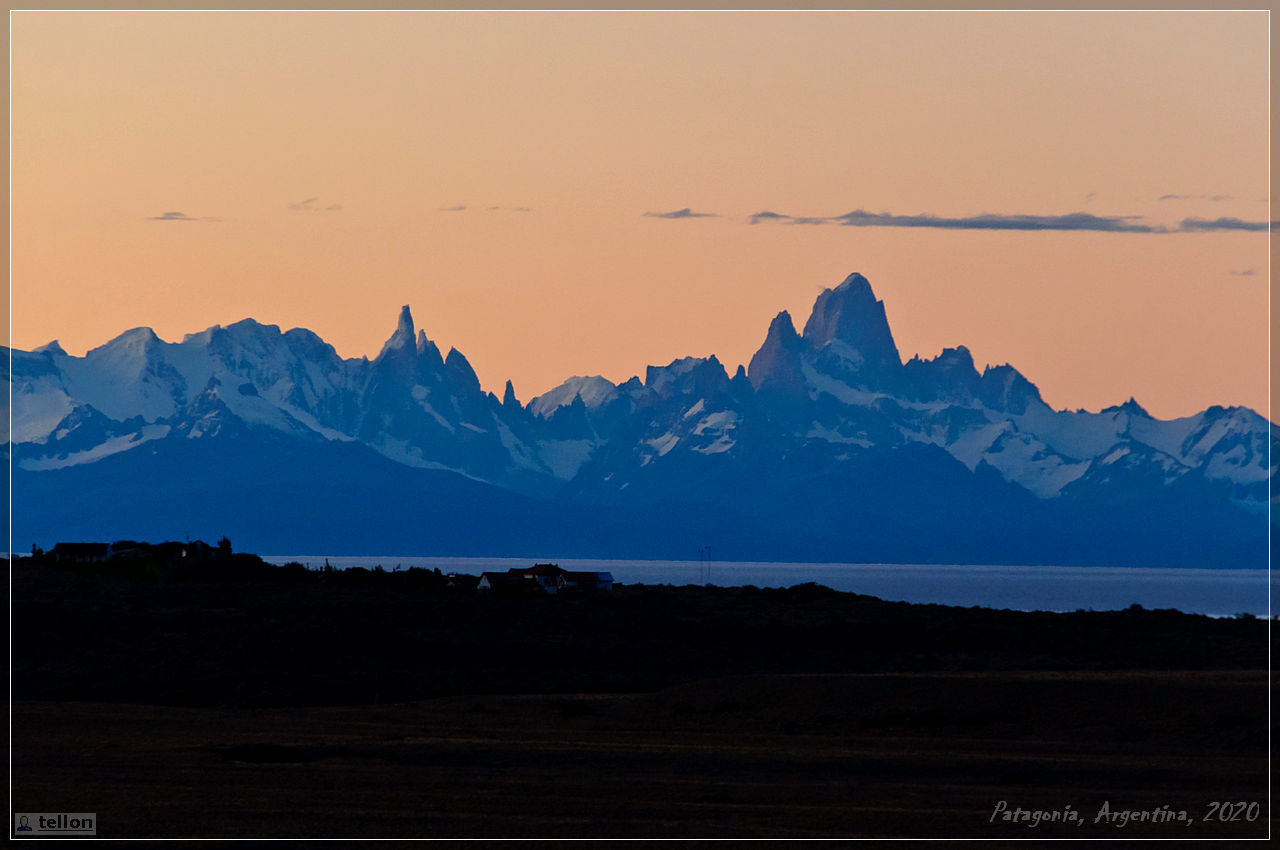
[{"xmin": 12, "ymin": 556, "xmax": 1270, "ymax": 839}]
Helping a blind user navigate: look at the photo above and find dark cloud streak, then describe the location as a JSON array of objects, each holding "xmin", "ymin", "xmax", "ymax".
[
  {"xmin": 744, "ymin": 207, "xmax": 1273, "ymax": 234},
  {"xmin": 832, "ymin": 209, "xmax": 1162, "ymax": 232},
  {"xmin": 643, "ymin": 207, "xmax": 719, "ymax": 219},
  {"xmin": 750, "ymin": 208, "xmax": 1164, "ymax": 232},
  {"xmin": 1178, "ymin": 217, "xmax": 1273, "ymax": 232}
]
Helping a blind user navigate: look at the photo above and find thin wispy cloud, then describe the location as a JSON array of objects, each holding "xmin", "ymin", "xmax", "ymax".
[
  {"xmin": 1178, "ymin": 217, "xmax": 1273, "ymax": 232},
  {"xmin": 643, "ymin": 207, "xmax": 719, "ymax": 219},
  {"xmin": 1158, "ymin": 193, "xmax": 1233, "ymax": 202},
  {"xmin": 440, "ymin": 204, "xmax": 533, "ymax": 214},
  {"xmin": 289, "ymin": 197, "xmax": 342, "ymax": 212},
  {"xmin": 146, "ymin": 211, "xmax": 218, "ymax": 222}
]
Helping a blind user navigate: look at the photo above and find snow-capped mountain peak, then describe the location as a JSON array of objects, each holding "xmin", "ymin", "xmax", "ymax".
[
  {"xmin": 802, "ymin": 273, "xmax": 901, "ymax": 360},
  {"xmin": 529, "ymin": 375, "xmax": 619, "ymax": 419},
  {"xmin": 9, "ymin": 273, "xmax": 1274, "ymax": 567},
  {"xmin": 799, "ymin": 273, "xmax": 905, "ymax": 395}
]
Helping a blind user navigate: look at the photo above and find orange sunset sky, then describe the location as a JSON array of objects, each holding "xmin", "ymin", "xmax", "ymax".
[{"xmin": 10, "ymin": 10, "xmax": 1271, "ymax": 421}]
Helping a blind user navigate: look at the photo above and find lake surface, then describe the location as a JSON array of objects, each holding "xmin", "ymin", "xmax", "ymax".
[{"xmin": 262, "ymin": 555, "xmax": 1271, "ymax": 617}]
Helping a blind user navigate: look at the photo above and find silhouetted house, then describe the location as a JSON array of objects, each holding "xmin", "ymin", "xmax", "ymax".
[
  {"xmin": 484, "ymin": 563, "xmax": 566, "ymax": 594},
  {"xmin": 478, "ymin": 564, "xmax": 614, "ymax": 595},
  {"xmin": 151, "ymin": 540, "xmax": 215, "ymax": 561},
  {"xmin": 55, "ymin": 539, "xmax": 217, "ymax": 565},
  {"xmin": 477, "ymin": 571, "xmax": 540, "ymax": 596},
  {"xmin": 445, "ymin": 573, "xmax": 480, "ymax": 592},
  {"xmin": 525, "ymin": 563, "xmax": 564, "ymax": 593},
  {"xmin": 108, "ymin": 540, "xmax": 151, "ymax": 559},
  {"xmin": 558, "ymin": 571, "xmax": 614, "ymax": 592},
  {"xmin": 50, "ymin": 543, "xmax": 111, "ymax": 563}
]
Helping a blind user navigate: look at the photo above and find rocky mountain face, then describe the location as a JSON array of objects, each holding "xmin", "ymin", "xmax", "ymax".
[{"xmin": 8, "ymin": 273, "xmax": 1274, "ymax": 566}]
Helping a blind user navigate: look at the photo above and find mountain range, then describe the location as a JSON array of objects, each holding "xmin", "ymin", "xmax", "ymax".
[{"xmin": 8, "ymin": 273, "xmax": 1274, "ymax": 567}]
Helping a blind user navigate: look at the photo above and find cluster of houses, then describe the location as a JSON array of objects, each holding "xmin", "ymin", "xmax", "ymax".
[
  {"xmin": 44, "ymin": 540, "xmax": 221, "ymax": 563},
  {"xmin": 477, "ymin": 563, "xmax": 614, "ymax": 595},
  {"xmin": 40, "ymin": 544, "xmax": 613, "ymax": 596}
]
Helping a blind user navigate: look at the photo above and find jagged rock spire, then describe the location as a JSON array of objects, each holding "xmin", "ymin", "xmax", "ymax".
[
  {"xmin": 747, "ymin": 310, "xmax": 806, "ymax": 393},
  {"xmin": 445, "ymin": 347, "xmax": 481, "ymax": 392},
  {"xmin": 378, "ymin": 305, "xmax": 416, "ymax": 358}
]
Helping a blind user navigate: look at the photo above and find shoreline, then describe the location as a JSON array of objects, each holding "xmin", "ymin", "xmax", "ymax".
[{"xmin": 260, "ymin": 553, "xmax": 1272, "ymax": 617}]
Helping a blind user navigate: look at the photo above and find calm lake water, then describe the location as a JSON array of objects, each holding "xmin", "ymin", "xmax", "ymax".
[{"xmin": 262, "ymin": 555, "xmax": 1271, "ymax": 617}]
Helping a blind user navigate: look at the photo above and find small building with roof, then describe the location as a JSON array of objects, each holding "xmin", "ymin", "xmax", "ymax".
[
  {"xmin": 477, "ymin": 564, "xmax": 614, "ymax": 594},
  {"xmin": 50, "ymin": 542, "xmax": 111, "ymax": 563}
]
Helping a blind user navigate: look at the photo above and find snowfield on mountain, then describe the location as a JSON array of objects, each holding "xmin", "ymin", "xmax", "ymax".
[{"xmin": 8, "ymin": 273, "xmax": 1274, "ymax": 566}]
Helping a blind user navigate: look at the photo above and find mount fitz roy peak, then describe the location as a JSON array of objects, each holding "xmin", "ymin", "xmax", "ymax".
[{"xmin": 8, "ymin": 273, "xmax": 1274, "ymax": 566}]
